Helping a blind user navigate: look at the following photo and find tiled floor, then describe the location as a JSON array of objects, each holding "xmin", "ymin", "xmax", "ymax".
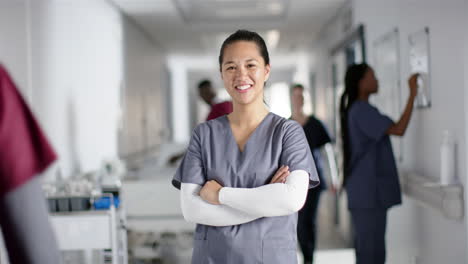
[
  {"xmin": 296, "ymin": 190, "xmax": 355, "ymax": 264},
  {"xmin": 297, "ymin": 249, "xmax": 355, "ymax": 264},
  {"xmin": 315, "ymin": 249, "xmax": 355, "ymax": 264}
]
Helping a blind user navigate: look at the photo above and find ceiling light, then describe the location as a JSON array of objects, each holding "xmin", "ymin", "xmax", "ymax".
[
  {"xmin": 266, "ymin": 30, "xmax": 280, "ymax": 51},
  {"xmin": 267, "ymin": 2, "xmax": 283, "ymax": 15}
]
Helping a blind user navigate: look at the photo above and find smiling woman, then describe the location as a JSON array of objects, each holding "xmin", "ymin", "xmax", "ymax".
[
  {"xmin": 172, "ymin": 30, "xmax": 320, "ymax": 264},
  {"xmin": 220, "ymin": 40, "xmax": 269, "ymax": 106}
]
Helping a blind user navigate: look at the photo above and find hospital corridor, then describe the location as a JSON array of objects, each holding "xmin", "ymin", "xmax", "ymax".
[{"xmin": 1, "ymin": 0, "xmax": 468, "ymax": 263}]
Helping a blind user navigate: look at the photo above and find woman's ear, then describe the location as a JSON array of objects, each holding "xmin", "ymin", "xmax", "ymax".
[
  {"xmin": 357, "ymin": 78, "xmax": 364, "ymax": 95},
  {"xmin": 264, "ymin": 64, "xmax": 271, "ymax": 82}
]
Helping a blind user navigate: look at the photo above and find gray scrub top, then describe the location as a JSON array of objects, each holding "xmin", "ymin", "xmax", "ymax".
[
  {"xmin": 346, "ymin": 101, "xmax": 402, "ymax": 209},
  {"xmin": 172, "ymin": 112, "xmax": 319, "ymax": 264}
]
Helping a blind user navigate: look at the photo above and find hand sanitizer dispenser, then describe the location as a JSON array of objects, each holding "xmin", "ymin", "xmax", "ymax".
[{"xmin": 440, "ymin": 130, "xmax": 456, "ymax": 185}]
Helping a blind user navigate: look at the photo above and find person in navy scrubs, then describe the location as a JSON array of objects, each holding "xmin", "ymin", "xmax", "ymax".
[
  {"xmin": 290, "ymin": 84, "xmax": 333, "ymax": 264},
  {"xmin": 339, "ymin": 63, "xmax": 418, "ymax": 264}
]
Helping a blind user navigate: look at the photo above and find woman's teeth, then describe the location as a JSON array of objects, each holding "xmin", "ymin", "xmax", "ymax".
[{"xmin": 237, "ymin": 84, "xmax": 251, "ymax": 90}]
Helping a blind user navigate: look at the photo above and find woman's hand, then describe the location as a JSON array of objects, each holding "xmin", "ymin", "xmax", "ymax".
[
  {"xmin": 408, "ymin": 73, "xmax": 419, "ymax": 98},
  {"xmin": 270, "ymin": 165, "xmax": 290, "ymax": 184},
  {"xmin": 388, "ymin": 73, "xmax": 419, "ymax": 136},
  {"xmin": 200, "ymin": 180, "xmax": 223, "ymax": 205}
]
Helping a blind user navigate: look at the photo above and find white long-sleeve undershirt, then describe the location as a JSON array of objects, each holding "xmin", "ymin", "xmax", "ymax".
[
  {"xmin": 180, "ymin": 183, "xmax": 260, "ymax": 226},
  {"xmin": 180, "ymin": 170, "xmax": 309, "ymax": 226},
  {"xmin": 219, "ymin": 170, "xmax": 309, "ymax": 217}
]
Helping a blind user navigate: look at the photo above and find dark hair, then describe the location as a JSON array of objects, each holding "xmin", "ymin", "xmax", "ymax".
[
  {"xmin": 290, "ymin": 83, "xmax": 304, "ymax": 94},
  {"xmin": 218, "ymin": 29, "xmax": 270, "ymax": 71},
  {"xmin": 198, "ymin": 79, "xmax": 211, "ymax": 89},
  {"xmin": 340, "ymin": 63, "xmax": 370, "ymax": 186}
]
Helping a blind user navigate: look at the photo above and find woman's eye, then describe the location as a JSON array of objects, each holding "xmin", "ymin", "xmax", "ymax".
[
  {"xmin": 226, "ymin": 66, "xmax": 235, "ymax": 70},
  {"xmin": 247, "ymin": 64, "xmax": 256, "ymax": 68}
]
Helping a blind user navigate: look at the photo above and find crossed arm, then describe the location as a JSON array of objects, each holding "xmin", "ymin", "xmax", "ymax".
[{"xmin": 180, "ymin": 169, "xmax": 310, "ymax": 226}]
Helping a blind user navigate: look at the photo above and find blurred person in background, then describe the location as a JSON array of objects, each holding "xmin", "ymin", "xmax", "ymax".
[
  {"xmin": 290, "ymin": 83, "xmax": 334, "ymax": 264},
  {"xmin": 168, "ymin": 79, "xmax": 232, "ymax": 166},
  {"xmin": 197, "ymin": 79, "xmax": 233, "ymax": 121},
  {"xmin": 0, "ymin": 64, "xmax": 61, "ymax": 263}
]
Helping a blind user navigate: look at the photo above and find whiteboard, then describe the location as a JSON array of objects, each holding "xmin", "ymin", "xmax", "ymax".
[
  {"xmin": 372, "ymin": 29, "xmax": 403, "ymax": 162},
  {"xmin": 409, "ymin": 27, "xmax": 431, "ymax": 108}
]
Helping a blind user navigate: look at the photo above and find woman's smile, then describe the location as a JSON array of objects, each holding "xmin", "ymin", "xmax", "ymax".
[{"xmin": 235, "ymin": 83, "xmax": 253, "ymax": 93}]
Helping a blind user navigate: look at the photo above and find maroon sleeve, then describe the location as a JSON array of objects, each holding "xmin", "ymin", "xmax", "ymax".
[
  {"xmin": 206, "ymin": 101, "xmax": 233, "ymax": 121},
  {"xmin": 0, "ymin": 65, "xmax": 57, "ymax": 196}
]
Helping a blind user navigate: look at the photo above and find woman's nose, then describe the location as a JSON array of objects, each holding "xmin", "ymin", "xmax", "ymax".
[{"xmin": 235, "ymin": 66, "xmax": 247, "ymax": 77}]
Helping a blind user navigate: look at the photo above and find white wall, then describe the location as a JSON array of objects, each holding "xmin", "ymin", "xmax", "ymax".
[
  {"xmin": 0, "ymin": 0, "xmax": 125, "ymax": 179},
  {"xmin": 167, "ymin": 54, "xmax": 221, "ymax": 143},
  {"xmin": 119, "ymin": 19, "xmax": 168, "ymax": 159},
  {"xmin": 30, "ymin": 0, "xmax": 124, "ymax": 178},
  {"xmin": 0, "ymin": 1, "xmax": 29, "ymax": 99},
  {"xmin": 351, "ymin": 0, "xmax": 467, "ymax": 263},
  {"xmin": 465, "ymin": 0, "xmax": 468, "ymax": 257},
  {"xmin": 308, "ymin": 2, "xmax": 351, "ymax": 132}
]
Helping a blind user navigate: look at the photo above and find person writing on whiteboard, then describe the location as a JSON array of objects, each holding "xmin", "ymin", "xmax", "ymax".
[{"xmin": 339, "ymin": 63, "xmax": 418, "ymax": 264}]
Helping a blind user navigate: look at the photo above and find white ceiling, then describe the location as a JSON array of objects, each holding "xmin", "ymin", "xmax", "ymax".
[{"xmin": 111, "ymin": 0, "xmax": 347, "ymax": 55}]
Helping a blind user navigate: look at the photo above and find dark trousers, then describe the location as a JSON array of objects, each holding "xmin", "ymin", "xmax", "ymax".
[
  {"xmin": 350, "ymin": 208, "xmax": 388, "ymax": 264},
  {"xmin": 297, "ymin": 188, "xmax": 321, "ymax": 264}
]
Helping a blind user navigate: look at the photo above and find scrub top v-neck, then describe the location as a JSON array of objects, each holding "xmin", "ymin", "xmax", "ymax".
[{"xmin": 173, "ymin": 112, "xmax": 319, "ymax": 264}]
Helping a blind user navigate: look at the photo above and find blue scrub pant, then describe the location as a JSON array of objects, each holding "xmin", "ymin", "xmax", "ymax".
[
  {"xmin": 350, "ymin": 208, "xmax": 387, "ymax": 264},
  {"xmin": 297, "ymin": 188, "xmax": 321, "ymax": 264}
]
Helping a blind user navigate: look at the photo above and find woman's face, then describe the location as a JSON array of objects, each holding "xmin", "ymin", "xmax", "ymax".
[
  {"xmin": 291, "ymin": 87, "xmax": 304, "ymax": 111},
  {"xmin": 220, "ymin": 41, "xmax": 270, "ymax": 106},
  {"xmin": 359, "ymin": 68, "xmax": 379, "ymax": 95}
]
